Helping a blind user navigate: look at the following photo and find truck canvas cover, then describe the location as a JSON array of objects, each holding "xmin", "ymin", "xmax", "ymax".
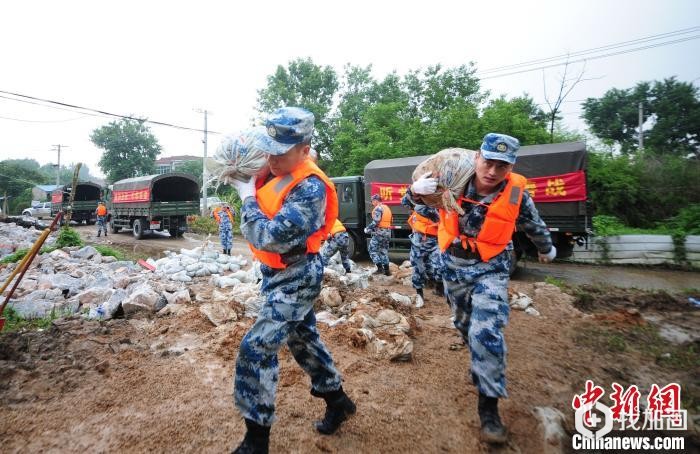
[
  {"xmin": 51, "ymin": 182, "xmax": 102, "ymax": 204},
  {"xmin": 111, "ymin": 173, "xmax": 199, "ymax": 204}
]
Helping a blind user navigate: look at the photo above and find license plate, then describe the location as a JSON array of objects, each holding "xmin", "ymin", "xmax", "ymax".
[{"xmin": 150, "ymin": 221, "xmax": 161, "ymax": 229}]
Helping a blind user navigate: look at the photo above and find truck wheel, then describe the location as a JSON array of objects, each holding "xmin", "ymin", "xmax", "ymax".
[
  {"xmin": 133, "ymin": 218, "xmax": 146, "ymax": 239},
  {"xmin": 110, "ymin": 220, "xmax": 121, "ymax": 234}
]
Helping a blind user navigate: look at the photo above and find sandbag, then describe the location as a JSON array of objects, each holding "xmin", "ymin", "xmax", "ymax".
[
  {"xmin": 208, "ymin": 127, "xmax": 269, "ymax": 186},
  {"xmin": 411, "ymin": 148, "xmax": 476, "ymax": 215}
]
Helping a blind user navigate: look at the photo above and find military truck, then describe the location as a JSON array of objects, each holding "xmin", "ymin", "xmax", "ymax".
[
  {"xmin": 51, "ymin": 182, "xmax": 103, "ymax": 224},
  {"xmin": 105, "ymin": 173, "xmax": 200, "ymax": 239},
  {"xmin": 332, "ymin": 141, "xmax": 590, "ymax": 263}
]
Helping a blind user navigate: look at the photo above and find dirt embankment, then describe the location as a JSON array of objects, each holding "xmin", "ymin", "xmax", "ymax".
[{"xmin": 1, "ymin": 253, "xmax": 698, "ymax": 452}]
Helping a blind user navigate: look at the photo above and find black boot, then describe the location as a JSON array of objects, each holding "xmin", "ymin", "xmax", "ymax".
[
  {"xmin": 232, "ymin": 418, "xmax": 270, "ymax": 454},
  {"xmin": 344, "ymin": 265, "xmax": 352, "ymax": 274},
  {"xmin": 227, "ymin": 249, "xmax": 232, "ymax": 256},
  {"xmin": 97, "ymin": 231, "xmax": 101, "ymax": 237},
  {"xmin": 312, "ymin": 387, "xmax": 357, "ymax": 435},
  {"xmin": 478, "ymin": 394, "xmax": 507, "ymax": 444},
  {"xmin": 372, "ymin": 264, "xmax": 383, "ymax": 275},
  {"xmin": 433, "ymin": 280, "xmax": 444, "ymax": 297},
  {"xmin": 416, "ymin": 288, "xmax": 424, "ymax": 298},
  {"xmin": 383, "ymin": 263, "xmax": 391, "ymax": 276}
]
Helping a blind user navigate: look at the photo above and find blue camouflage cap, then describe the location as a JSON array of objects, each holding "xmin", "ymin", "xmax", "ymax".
[
  {"xmin": 256, "ymin": 107, "xmax": 315, "ymax": 156},
  {"xmin": 371, "ymin": 194, "xmax": 381, "ymax": 202},
  {"xmin": 480, "ymin": 133, "xmax": 520, "ymax": 164}
]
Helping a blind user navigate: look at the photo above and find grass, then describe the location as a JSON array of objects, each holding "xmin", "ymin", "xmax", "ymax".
[
  {"xmin": 574, "ymin": 323, "xmax": 700, "ymax": 370},
  {"xmin": 1, "ymin": 306, "xmax": 62, "ymax": 333},
  {"xmin": 0, "ymin": 246, "xmax": 58, "ymax": 264},
  {"xmin": 93, "ymin": 245, "xmax": 126, "ymax": 261},
  {"xmin": 544, "ymin": 276, "xmax": 566, "ymax": 288}
]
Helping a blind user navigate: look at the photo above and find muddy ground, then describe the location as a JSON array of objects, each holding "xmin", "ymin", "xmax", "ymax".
[{"xmin": 1, "ymin": 228, "xmax": 699, "ymax": 453}]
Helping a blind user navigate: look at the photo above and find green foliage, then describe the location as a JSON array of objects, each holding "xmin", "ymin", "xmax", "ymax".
[
  {"xmin": 0, "ymin": 161, "xmax": 46, "ymax": 214},
  {"xmin": 93, "ymin": 245, "xmax": 125, "ymax": 260},
  {"xmin": 177, "ymin": 160, "xmax": 203, "ymax": 187},
  {"xmin": 188, "ymin": 215, "xmax": 218, "ymax": 235},
  {"xmin": 664, "ymin": 204, "xmax": 700, "ymax": 235},
  {"xmin": 0, "ymin": 245, "xmax": 58, "ymax": 264},
  {"xmin": 583, "ymin": 77, "xmax": 700, "ymax": 157},
  {"xmin": 54, "ymin": 227, "xmax": 83, "ymax": 248},
  {"xmin": 257, "ymin": 59, "xmax": 553, "ymax": 179},
  {"xmin": 1, "ymin": 306, "xmax": 62, "ymax": 333},
  {"xmin": 91, "ymin": 118, "xmax": 162, "ymax": 183},
  {"xmin": 588, "ymin": 149, "xmax": 700, "ymax": 228}
]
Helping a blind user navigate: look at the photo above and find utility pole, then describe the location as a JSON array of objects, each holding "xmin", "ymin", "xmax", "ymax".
[
  {"xmin": 638, "ymin": 102, "xmax": 644, "ymax": 151},
  {"xmin": 51, "ymin": 144, "xmax": 69, "ymax": 186},
  {"xmin": 194, "ymin": 109, "xmax": 210, "ymax": 216}
]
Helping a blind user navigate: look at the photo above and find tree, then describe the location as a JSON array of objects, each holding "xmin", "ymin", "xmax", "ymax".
[
  {"xmin": 583, "ymin": 77, "xmax": 700, "ymax": 157},
  {"xmin": 177, "ymin": 159, "xmax": 203, "ymax": 188},
  {"xmin": 91, "ymin": 118, "xmax": 161, "ymax": 182},
  {"xmin": 257, "ymin": 58, "xmax": 339, "ymax": 160},
  {"xmin": 0, "ymin": 160, "xmax": 45, "ymax": 214},
  {"xmin": 479, "ymin": 96, "xmax": 551, "ymax": 146},
  {"xmin": 542, "ymin": 60, "xmax": 591, "ymax": 143}
]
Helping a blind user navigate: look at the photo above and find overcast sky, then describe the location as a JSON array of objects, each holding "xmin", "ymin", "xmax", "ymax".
[{"xmin": 1, "ymin": 0, "xmax": 699, "ymax": 180}]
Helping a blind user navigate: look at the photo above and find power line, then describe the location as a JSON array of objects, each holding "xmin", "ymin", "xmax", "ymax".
[
  {"xmin": 478, "ymin": 26, "xmax": 700, "ymax": 75},
  {"xmin": 0, "ymin": 90, "xmax": 221, "ymax": 135},
  {"xmin": 0, "ymin": 113, "xmax": 90, "ymax": 123},
  {"xmin": 479, "ymin": 34, "xmax": 700, "ymax": 80}
]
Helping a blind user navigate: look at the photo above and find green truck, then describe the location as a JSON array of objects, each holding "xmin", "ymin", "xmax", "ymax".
[
  {"xmin": 105, "ymin": 173, "xmax": 200, "ymax": 239},
  {"xmin": 51, "ymin": 182, "xmax": 103, "ymax": 224},
  {"xmin": 332, "ymin": 141, "xmax": 590, "ymax": 264}
]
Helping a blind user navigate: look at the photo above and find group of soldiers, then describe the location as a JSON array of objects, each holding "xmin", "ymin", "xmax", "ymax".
[{"xmin": 209, "ymin": 107, "xmax": 556, "ymax": 453}]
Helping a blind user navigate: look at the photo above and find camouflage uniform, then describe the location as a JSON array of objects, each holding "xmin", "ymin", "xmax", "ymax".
[
  {"xmin": 218, "ymin": 209, "xmax": 234, "ymax": 251},
  {"xmin": 321, "ymin": 231, "xmax": 352, "ymax": 272},
  {"xmin": 366, "ymin": 205, "xmax": 391, "ymax": 267},
  {"xmin": 96, "ymin": 215, "xmax": 108, "ymax": 236},
  {"xmin": 439, "ymin": 178, "xmax": 552, "ymax": 398},
  {"xmin": 235, "ymin": 175, "xmax": 343, "ymax": 426},
  {"xmin": 402, "ymin": 194, "xmax": 443, "ymax": 290}
]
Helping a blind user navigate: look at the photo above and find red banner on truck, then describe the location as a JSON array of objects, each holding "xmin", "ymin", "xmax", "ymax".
[
  {"xmin": 370, "ymin": 170, "xmax": 586, "ymax": 205},
  {"xmin": 113, "ymin": 189, "xmax": 150, "ymax": 203}
]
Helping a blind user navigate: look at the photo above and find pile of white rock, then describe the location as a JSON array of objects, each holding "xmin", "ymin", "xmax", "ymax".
[{"xmin": 0, "ymin": 223, "xmax": 56, "ymax": 259}]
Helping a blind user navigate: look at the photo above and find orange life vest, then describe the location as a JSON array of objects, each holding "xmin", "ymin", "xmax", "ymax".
[
  {"xmin": 330, "ymin": 219, "xmax": 346, "ymax": 235},
  {"xmin": 213, "ymin": 207, "xmax": 234, "ymax": 223},
  {"xmin": 407, "ymin": 210, "xmax": 438, "ymax": 236},
  {"xmin": 96, "ymin": 205, "xmax": 107, "ymax": 216},
  {"xmin": 373, "ymin": 204, "xmax": 393, "ymax": 228},
  {"xmin": 249, "ymin": 159, "xmax": 338, "ymax": 269},
  {"xmin": 438, "ymin": 172, "xmax": 526, "ymax": 262}
]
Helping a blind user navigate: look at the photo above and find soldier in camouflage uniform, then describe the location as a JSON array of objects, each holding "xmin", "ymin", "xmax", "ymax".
[
  {"xmin": 401, "ymin": 194, "xmax": 444, "ymax": 305},
  {"xmin": 213, "ymin": 205, "xmax": 234, "ymax": 255},
  {"xmin": 321, "ymin": 220, "xmax": 353, "ymax": 273},
  {"xmin": 409, "ymin": 133, "xmax": 556, "ymax": 444},
  {"xmin": 230, "ymin": 108, "xmax": 355, "ymax": 454},
  {"xmin": 365, "ymin": 194, "xmax": 392, "ymax": 275}
]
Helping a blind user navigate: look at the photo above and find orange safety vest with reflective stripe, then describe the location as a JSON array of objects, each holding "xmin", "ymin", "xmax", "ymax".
[
  {"xmin": 249, "ymin": 158, "xmax": 338, "ymax": 269},
  {"xmin": 407, "ymin": 210, "xmax": 438, "ymax": 236},
  {"xmin": 96, "ymin": 205, "xmax": 107, "ymax": 216},
  {"xmin": 373, "ymin": 204, "xmax": 392, "ymax": 228},
  {"xmin": 330, "ymin": 219, "xmax": 346, "ymax": 235},
  {"xmin": 213, "ymin": 207, "xmax": 234, "ymax": 223},
  {"xmin": 438, "ymin": 173, "xmax": 526, "ymax": 262}
]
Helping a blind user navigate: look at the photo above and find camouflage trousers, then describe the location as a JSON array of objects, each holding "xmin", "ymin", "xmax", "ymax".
[
  {"xmin": 409, "ymin": 232, "xmax": 442, "ymax": 289},
  {"xmin": 321, "ymin": 231, "xmax": 352, "ymax": 271},
  {"xmin": 441, "ymin": 249, "xmax": 511, "ymax": 398},
  {"xmin": 234, "ymin": 254, "xmax": 343, "ymax": 426},
  {"xmin": 96, "ymin": 216, "xmax": 107, "ymax": 235},
  {"xmin": 219, "ymin": 219, "xmax": 233, "ymax": 250},
  {"xmin": 368, "ymin": 228, "xmax": 391, "ymax": 266}
]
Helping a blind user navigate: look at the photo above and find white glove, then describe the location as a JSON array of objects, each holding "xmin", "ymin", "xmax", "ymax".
[
  {"xmin": 538, "ymin": 245, "xmax": 557, "ymax": 263},
  {"xmin": 232, "ymin": 177, "xmax": 256, "ymax": 201},
  {"xmin": 411, "ymin": 172, "xmax": 438, "ymax": 195},
  {"xmin": 364, "ymin": 227, "xmax": 371, "ymax": 234}
]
